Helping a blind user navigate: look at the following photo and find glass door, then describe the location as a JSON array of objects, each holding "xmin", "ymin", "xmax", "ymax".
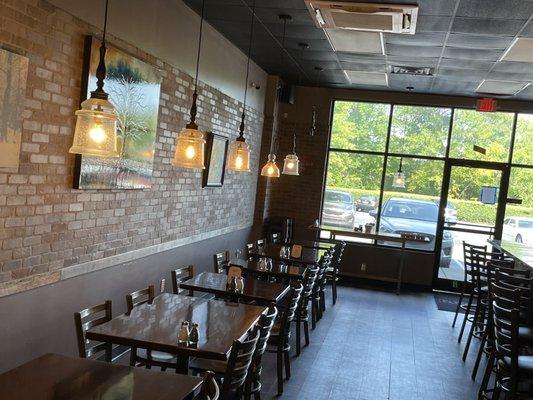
[{"xmin": 434, "ymin": 160, "xmax": 509, "ymax": 289}]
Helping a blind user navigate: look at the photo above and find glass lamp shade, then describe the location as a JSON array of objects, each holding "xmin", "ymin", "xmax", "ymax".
[
  {"xmin": 172, "ymin": 127, "xmax": 206, "ymax": 169},
  {"xmin": 227, "ymin": 139, "xmax": 251, "ymax": 172},
  {"xmin": 261, "ymin": 154, "xmax": 280, "ymax": 178},
  {"xmin": 282, "ymin": 153, "xmax": 299, "ymax": 175},
  {"xmin": 69, "ymin": 97, "xmax": 119, "ymax": 157},
  {"xmin": 392, "ymin": 171, "xmax": 406, "ymax": 188}
]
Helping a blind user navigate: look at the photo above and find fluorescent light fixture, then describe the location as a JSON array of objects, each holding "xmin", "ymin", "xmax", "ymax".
[
  {"xmin": 343, "ymin": 70, "xmax": 389, "ymax": 86},
  {"xmin": 475, "ymin": 79, "xmax": 530, "ymax": 96},
  {"xmin": 325, "ymin": 29, "xmax": 384, "ymax": 54},
  {"xmin": 499, "ymin": 38, "xmax": 533, "ymax": 63}
]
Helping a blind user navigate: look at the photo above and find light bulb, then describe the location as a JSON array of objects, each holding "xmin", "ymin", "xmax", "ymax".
[
  {"xmin": 235, "ymin": 155, "xmax": 243, "ymax": 169},
  {"xmin": 267, "ymin": 166, "xmax": 274, "ymax": 175},
  {"xmin": 89, "ymin": 123, "xmax": 106, "ymax": 144},
  {"xmin": 185, "ymin": 144, "xmax": 196, "ymax": 159},
  {"xmin": 286, "ymin": 161, "xmax": 294, "ymax": 169}
]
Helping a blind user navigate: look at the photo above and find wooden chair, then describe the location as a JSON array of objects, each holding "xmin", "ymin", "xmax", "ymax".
[
  {"xmin": 190, "ymin": 308, "xmax": 276, "ymax": 400},
  {"xmin": 213, "ymin": 251, "xmax": 230, "ymax": 274},
  {"xmin": 294, "ymin": 266, "xmax": 319, "ymax": 356},
  {"xmin": 74, "ymin": 300, "xmax": 113, "ymax": 362},
  {"xmin": 326, "ymin": 242, "xmax": 345, "ymax": 305},
  {"xmin": 195, "ymin": 371, "xmax": 220, "ymax": 400},
  {"xmin": 266, "ymin": 284, "xmax": 303, "ymax": 395},
  {"xmin": 488, "ymin": 282, "xmax": 533, "ymax": 399},
  {"xmin": 126, "ymin": 285, "xmax": 155, "ymax": 313},
  {"xmin": 245, "ymin": 306, "xmax": 278, "ymax": 400},
  {"xmin": 172, "ymin": 265, "xmax": 194, "ymax": 296},
  {"xmin": 126, "ymin": 285, "xmax": 175, "ymax": 370}
]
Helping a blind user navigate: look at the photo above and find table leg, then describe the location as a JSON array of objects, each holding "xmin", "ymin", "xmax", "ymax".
[
  {"xmin": 397, "ymin": 242, "xmax": 405, "ymax": 295},
  {"xmin": 176, "ymin": 355, "xmax": 189, "ymax": 375}
]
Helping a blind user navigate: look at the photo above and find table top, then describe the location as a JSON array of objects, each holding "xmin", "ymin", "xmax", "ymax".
[
  {"xmin": 228, "ymin": 258, "xmax": 307, "ymax": 279},
  {"xmin": 488, "ymin": 239, "xmax": 533, "ymax": 269},
  {"xmin": 249, "ymin": 243, "xmax": 319, "ymax": 265},
  {"xmin": 0, "ymin": 353, "xmax": 203, "ymax": 400},
  {"xmin": 180, "ymin": 272, "xmax": 291, "ymax": 304},
  {"xmin": 87, "ymin": 293, "xmax": 265, "ymax": 361}
]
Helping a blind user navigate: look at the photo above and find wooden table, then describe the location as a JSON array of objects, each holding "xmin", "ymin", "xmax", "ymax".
[
  {"xmin": 86, "ymin": 293, "xmax": 265, "ymax": 374},
  {"xmin": 249, "ymin": 243, "xmax": 319, "ymax": 266},
  {"xmin": 0, "ymin": 353, "xmax": 203, "ymax": 400},
  {"xmin": 180, "ymin": 272, "xmax": 291, "ymax": 305},
  {"xmin": 488, "ymin": 239, "xmax": 533, "ymax": 269},
  {"xmin": 309, "ymin": 225, "xmax": 429, "ymax": 294},
  {"xmin": 228, "ymin": 258, "xmax": 307, "ymax": 280}
]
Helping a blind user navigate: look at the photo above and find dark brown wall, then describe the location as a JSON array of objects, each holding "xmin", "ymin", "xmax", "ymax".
[
  {"xmin": 257, "ymin": 85, "xmax": 533, "ymax": 286},
  {"xmin": 0, "ymin": 227, "xmax": 251, "ymax": 373}
]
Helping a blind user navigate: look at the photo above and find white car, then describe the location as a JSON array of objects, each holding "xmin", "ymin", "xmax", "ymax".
[{"xmin": 502, "ymin": 217, "xmax": 533, "ymax": 244}]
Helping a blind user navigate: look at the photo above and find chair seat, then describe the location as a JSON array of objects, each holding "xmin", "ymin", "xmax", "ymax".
[
  {"xmin": 189, "ymin": 357, "xmax": 227, "ymax": 374},
  {"xmin": 136, "ymin": 348, "xmax": 175, "ymax": 361},
  {"xmin": 502, "ymin": 356, "xmax": 533, "ymax": 376}
]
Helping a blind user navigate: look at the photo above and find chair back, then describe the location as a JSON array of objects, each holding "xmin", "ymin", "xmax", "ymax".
[
  {"xmin": 463, "ymin": 242, "xmax": 487, "ymax": 281},
  {"xmin": 332, "ymin": 242, "xmax": 346, "ymax": 269},
  {"xmin": 270, "ymin": 232, "xmax": 280, "ymax": 244},
  {"xmin": 126, "ymin": 285, "xmax": 155, "ymax": 313},
  {"xmin": 245, "ymin": 243, "xmax": 255, "ymax": 259},
  {"xmin": 256, "ymin": 238, "xmax": 265, "ymax": 250},
  {"xmin": 171, "ymin": 265, "xmax": 194, "ymax": 295},
  {"xmin": 74, "ymin": 300, "xmax": 112, "ymax": 361},
  {"xmin": 213, "ymin": 251, "xmax": 230, "ymax": 274},
  {"xmin": 491, "ymin": 282, "xmax": 522, "ymax": 373},
  {"xmin": 196, "ymin": 371, "xmax": 219, "ymax": 400},
  {"xmin": 279, "ymin": 284, "xmax": 304, "ymax": 340},
  {"xmin": 221, "ymin": 330, "xmax": 260, "ymax": 396},
  {"xmin": 302, "ymin": 266, "xmax": 319, "ymax": 301}
]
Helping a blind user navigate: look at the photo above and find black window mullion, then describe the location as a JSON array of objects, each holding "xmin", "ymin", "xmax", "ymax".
[{"xmin": 375, "ymin": 104, "xmax": 394, "ymax": 238}]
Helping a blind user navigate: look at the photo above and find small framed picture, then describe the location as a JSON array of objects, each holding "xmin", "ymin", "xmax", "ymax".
[{"xmin": 202, "ymin": 132, "xmax": 228, "ymax": 187}]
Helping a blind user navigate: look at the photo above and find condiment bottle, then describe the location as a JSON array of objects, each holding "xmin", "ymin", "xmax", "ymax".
[
  {"xmin": 178, "ymin": 321, "xmax": 190, "ymax": 344},
  {"xmin": 190, "ymin": 322, "xmax": 199, "ymax": 345}
]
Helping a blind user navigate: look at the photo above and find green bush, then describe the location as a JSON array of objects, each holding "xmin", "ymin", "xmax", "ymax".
[{"xmin": 327, "ymin": 186, "xmax": 533, "ymax": 225}]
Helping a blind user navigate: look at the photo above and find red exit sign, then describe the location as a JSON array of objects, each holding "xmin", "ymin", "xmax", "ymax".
[{"xmin": 476, "ymin": 98, "xmax": 497, "ymax": 112}]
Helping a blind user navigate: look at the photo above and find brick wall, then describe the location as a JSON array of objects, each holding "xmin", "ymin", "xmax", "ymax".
[{"xmin": 0, "ymin": 0, "xmax": 263, "ymax": 296}]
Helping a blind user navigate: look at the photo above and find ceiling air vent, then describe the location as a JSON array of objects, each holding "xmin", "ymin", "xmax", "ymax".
[
  {"xmin": 390, "ymin": 66, "xmax": 434, "ymax": 76},
  {"xmin": 305, "ymin": 1, "xmax": 419, "ymax": 34}
]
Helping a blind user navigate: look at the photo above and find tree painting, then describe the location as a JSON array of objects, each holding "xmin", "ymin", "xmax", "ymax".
[
  {"xmin": 75, "ymin": 37, "xmax": 161, "ymax": 189},
  {"xmin": 0, "ymin": 49, "xmax": 29, "ymax": 169}
]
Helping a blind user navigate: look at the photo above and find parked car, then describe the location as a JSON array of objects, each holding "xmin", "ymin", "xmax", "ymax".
[
  {"xmin": 502, "ymin": 217, "xmax": 533, "ymax": 244},
  {"xmin": 432, "ymin": 199, "xmax": 458, "ymax": 224},
  {"xmin": 370, "ymin": 198, "xmax": 454, "ymax": 267},
  {"xmin": 322, "ymin": 189, "xmax": 355, "ymax": 229},
  {"xmin": 355, "ymin": 195, "xmax": 378, "ymax": 212}
]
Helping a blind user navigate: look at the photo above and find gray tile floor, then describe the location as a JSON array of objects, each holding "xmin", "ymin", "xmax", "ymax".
[{"xmin": 257, "ymin": 286, "xmax": 482, "ymax": 400}]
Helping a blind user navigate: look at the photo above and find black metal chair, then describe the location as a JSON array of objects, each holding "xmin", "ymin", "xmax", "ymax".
[
  {"xmin": 294, "ymin": 266, "xmax": 319, "ymax": 356},
  {"xmin": 326, "ymin": 242, "xmax": 345, "ymax": 305},
  {"xmin": 171, "ymin": 265, "xmax": 194, "ymax": 296},
  {"xmin": 74, "ymin": 300, "xmax": 113, "ymax": 362},
  {"xmin": 214, "ymin": 251, "xmax": 230, "ymax": 274}
]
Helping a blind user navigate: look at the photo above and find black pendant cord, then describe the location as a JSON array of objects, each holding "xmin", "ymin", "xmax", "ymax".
[
  {"xmin": 398, "ymin": 157, "xmax": 403, "ymax": 173},
  {"xmin": 238, "ymin": 0, "xmax": 256, "ymax": 142},
  {"xmin": 292, "ymin": 132, "xmax": 297, "ymax": 155},
  {"xmin": 187, "ymin": 0, "xmax": 206, "ymax": 130},
  {"xmin": 92, "ymin": 0, "xmax": 110, "ymax": 101}
]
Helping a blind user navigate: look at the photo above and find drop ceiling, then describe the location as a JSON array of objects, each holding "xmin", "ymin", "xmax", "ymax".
[{"xmin": 182, "ymin": 0, "xmax": 533, "ymax": 100}]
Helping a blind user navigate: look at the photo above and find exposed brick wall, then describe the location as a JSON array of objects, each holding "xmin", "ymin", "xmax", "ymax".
[{"xmin": 0, "ymin": 0, "xmax": 263, "ymax": 296}]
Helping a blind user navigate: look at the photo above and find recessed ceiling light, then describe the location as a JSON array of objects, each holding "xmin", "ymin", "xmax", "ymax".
[
  {"xmin": 475, "ymin": 79, "xmax": 530, "ymax": 96},
  {"xmin": 390, "ymin": 65, "xmax": 433, "ymax": 76},
  {"xmin": 325, "ymin": 29, "xmax": 384, "ymax": 54},
  {"xmin": 499, "ymin": 38, "xmax": 533, "ymax": 62},
  {"xmin": 343, "ymin": 70, "xmax": 389, "ymax": 86}
]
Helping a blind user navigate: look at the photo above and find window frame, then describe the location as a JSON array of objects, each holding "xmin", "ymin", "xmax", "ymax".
[{"xmin": 320, "ymin": 99, "xmax": 533, "ymax": 253}]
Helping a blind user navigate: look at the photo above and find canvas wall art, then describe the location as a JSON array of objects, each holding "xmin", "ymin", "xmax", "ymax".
[
  {"xmin": 74, "ymin": 36, "xmax": 161, "ymax": 189},
  {"xmin": 0, "ymin": 49, "xmax": 29, "ymax": 170},
  {"xmin": 202, "ymin": 132, "xmax": 228, "ymax": 187}
]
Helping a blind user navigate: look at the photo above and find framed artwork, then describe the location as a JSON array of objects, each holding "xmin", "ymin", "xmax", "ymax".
[
  {"xmin": 73, "ymin": 36, "xmax": 162, "ymax": 189},
  {"xmin": 202, "ymin": 132, "xmax": 228, "ymax": 188},
  {"xmin": 0, "ymin": 49, "xmax": 29, "ymax": 170}
]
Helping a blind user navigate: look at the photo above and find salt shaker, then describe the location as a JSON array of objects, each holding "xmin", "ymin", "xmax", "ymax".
[
  {"xmin": 236, "ymin": 276, "xmax": 244, "ymax": 293},
  {"xmin": 178, "ymin": 321, "xmax": 190, "ymax": 344}
]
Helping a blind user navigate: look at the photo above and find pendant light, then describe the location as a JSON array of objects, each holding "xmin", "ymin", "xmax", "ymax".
[
  {"xmin": 261, "ymin": 14, "xmax": 291, "ymax": 178},
  {"xmin": 70, "ymin": 0, "xmax": 118, "ymax": 157},
  {"xmin": 392, "ymin": 157, "xmax": 406, "ymax": 188},
  {"xmin": 172, "ymin": 0, "xmax": 206, "ymax": 169},
  {"xmin": 309, "ymin": 66, "xmax": 323, "ymax": 137},
  {"xmin": 227, "ymin": 0, "xmax": 257, "ymax": 172},
  {"xmin": 282, "ymin": 132, "xmax": 299, "ymax": 175}
]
